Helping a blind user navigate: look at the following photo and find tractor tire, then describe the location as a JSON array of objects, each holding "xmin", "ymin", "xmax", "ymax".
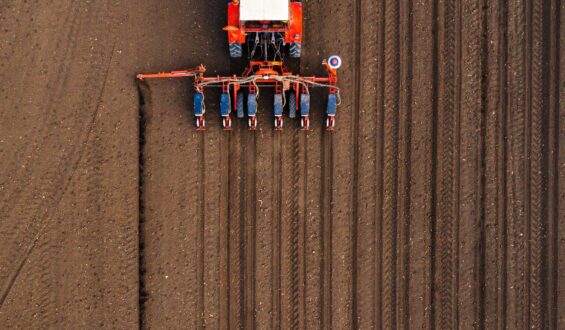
[
  {"xmin": 229, "ymin": 43, "xmax": 242, "ymax": 58},
  {"xmin": 289, "ymin": 43, "xmax": 301, "ymax": 58},
  {"xmin": 288, "ymin": 92, "xmax": 297, "ymax": 118}
]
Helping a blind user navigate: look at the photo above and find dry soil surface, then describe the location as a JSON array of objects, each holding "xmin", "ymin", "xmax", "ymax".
[{"xmin": 0, "ymin": 0, "xmax": 564, "ymax": 329}]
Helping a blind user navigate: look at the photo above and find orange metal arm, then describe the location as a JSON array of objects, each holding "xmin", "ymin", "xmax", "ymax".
[{"xmin": 136, "ymin": 65, "xmax": 206, "ymax": 80}]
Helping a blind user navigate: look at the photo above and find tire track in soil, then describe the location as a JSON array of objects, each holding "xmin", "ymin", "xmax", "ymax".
[
  {"xmin": 549, "ymin": 2, "xmax": 565, "ymax": 328},
  {"xmin": 524, "ymin": 1, "xmax": 533, "ymax": 327},
  {"xmin": 483, "ymin": 0, "xmax": 508, "ymax": 328},
  {"xmin": 434, "ymin": 0, "xmax": 460, "ymax": 327},
  {"xmin": 546, "ymin": 1, "xmax": 561, "ymax": 328},
  {"xmin": 279, "ymin": 124, "xmax": 306, "ymax": 330},
  {"xmin": 458, "ymin": 0, "xmax": 484, "ymax": 326},
  {"xmin": 272, "ymin": 132, "xmax": 282, "ymax": 330},
  {"xmin": 280, "ymin": 128, "xmax": 298, "ymax": 330},
  {"xmin": 408, "ymin": 0, "xmax": 435, "ymax": 328},
  {"xmin": 353, "ymin": 0, "xmax": 380, "ymax": 328},
  {"xmin": 506, "ymin": 0, "xmax": 528, "ymax": 327},
  {"xmin": 382, "ymin": 0, "xmax": 401, "ymax": 328},
  {"xmin": 528, "ymin": 0, "xmax": 545, "ymax": 327}
]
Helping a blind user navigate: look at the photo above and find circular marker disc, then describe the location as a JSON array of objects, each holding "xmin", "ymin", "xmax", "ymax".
[{"xmin": 328, "ymin": 55, "xmax": 342, "ymax": 69}]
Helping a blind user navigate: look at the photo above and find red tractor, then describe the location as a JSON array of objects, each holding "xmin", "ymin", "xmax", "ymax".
[{"xmin": 137, "ymin": 0, "xmax": 341, "ymax": 131}]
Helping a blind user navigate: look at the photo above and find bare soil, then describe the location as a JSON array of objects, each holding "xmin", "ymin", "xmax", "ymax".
[{"xmin": 0, "ymin": 0, "xmax": 564, "ymax": 329}]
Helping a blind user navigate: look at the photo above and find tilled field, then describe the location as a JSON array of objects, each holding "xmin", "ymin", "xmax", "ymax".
[{"xmin": 1, "ymin": 0, "xmax": 564, "ymax": 329}]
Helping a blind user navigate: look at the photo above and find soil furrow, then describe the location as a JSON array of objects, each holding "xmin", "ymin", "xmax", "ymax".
[
  {"xmin": 202, "ymin": 129, "xmax": 221, "ymax": 329},
  {"xmin": 374, "ymin": 0, "xmax": 387, "ymax": 326},
  {"xmin": 244, "ymin": 133, "xmax": 257, "ymax": 329},
  {"xmin": 280, "ymin": 129, "xmax": 295, "ymax": 329},
  {"xmin": 228, "ymin": 127, "xmax": 244, "ymax": 329},
  {"xmin": 303, "ymin": 131, "xmax": 323, "ymax": 330},
  {"xmin": 396, "ymin": 1, "xmax": 413, "ymax": 328},
  {"xmin": 321, "ymin": 134, "xmax": 333, "ymax": 330},
  {"xmin": 137, "ymin": 82, "xmax": 148, "ymax": 330},
  {"xmin": 290, "ymin": 131, "xmax": 302, "ymax": 329},
  {"xmin": 197, "ymin": 133, "xmax": 206, "ymax": 330},
  {"xmin": 298, "ymin": 133, "xmax": 307, "ymax": 330},
  {"xmin": 219, "ymin": 133, "xmax": 230, "ymax": 330},
  {"xmin": 497, "ymin": 4, "xmax": 510, "ymax": 325}
]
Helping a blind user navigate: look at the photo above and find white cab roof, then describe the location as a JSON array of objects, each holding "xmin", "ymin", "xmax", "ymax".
[{"xmin": 240, "ymin": 0, "xmax": 290, "ymax": 21}]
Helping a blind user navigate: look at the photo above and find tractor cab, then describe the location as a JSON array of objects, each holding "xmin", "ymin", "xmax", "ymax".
[{"xmin": 226, "ymin": 0, "xmax": 303, "ymax": 59}]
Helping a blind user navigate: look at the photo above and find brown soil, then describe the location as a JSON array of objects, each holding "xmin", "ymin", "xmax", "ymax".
[{"xmin": 0, "ymin": 0, "xmax": 564, "ymax": 329}]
